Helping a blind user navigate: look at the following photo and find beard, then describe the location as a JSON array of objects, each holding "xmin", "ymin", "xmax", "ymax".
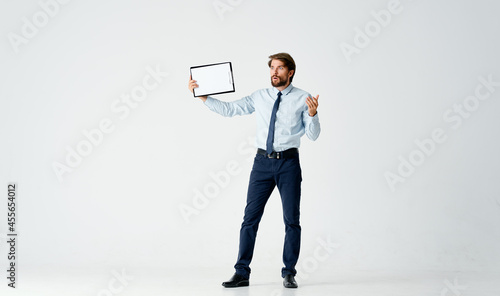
[{"xmin": 271, "ymin": 75, "xmax": 288, "ymax": 88}]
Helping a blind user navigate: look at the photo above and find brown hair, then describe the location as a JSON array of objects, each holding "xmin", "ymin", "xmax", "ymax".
[{"xmin": 268, "ymin": 52, "xmax": 296, "ymax": 82}]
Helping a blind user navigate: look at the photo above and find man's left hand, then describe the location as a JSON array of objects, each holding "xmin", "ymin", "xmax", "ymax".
[{"xmin": 306, "ymin": 95, "xmax": 319, "ymax": 117}]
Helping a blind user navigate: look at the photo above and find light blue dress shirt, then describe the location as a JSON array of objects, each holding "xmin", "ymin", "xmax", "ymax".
[{"xmin": 204, "ymin": 83, "xmax": 321, "ymax": 152}]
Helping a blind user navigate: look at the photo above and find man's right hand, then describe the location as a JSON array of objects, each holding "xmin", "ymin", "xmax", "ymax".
[{"xmin": 188, "ymin": 76, "xmax": 208, "ymax": 102}]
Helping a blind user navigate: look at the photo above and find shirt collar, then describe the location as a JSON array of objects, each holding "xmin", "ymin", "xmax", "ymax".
[{"xmin": 272, "ymin": 83, "xmax": 294, "ymax": 96}]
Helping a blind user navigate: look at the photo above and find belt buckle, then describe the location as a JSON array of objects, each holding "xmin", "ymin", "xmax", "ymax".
[{"xmin": 266, "ymin": 151, "xmax": 281, "ymax": 159}]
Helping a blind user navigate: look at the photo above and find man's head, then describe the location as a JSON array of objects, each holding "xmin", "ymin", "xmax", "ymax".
[{"xmin": 268, "ymin": 53, "xmax": 296, "ymax": 88}]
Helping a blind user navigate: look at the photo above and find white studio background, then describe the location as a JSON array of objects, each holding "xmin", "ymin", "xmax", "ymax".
[{"xmin": 1, "ymin": 0, "xmax": 500, "ymax": 294}]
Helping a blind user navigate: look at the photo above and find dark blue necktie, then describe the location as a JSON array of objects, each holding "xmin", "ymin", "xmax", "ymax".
[{"xmin": 266, "ymin": 91, "xmax": 282, "ymax": 154}]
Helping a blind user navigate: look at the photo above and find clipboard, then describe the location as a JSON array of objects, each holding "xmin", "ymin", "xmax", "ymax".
[{"xmin": 190, "ymin": 62, "xmax": 235, "ymax": 97}]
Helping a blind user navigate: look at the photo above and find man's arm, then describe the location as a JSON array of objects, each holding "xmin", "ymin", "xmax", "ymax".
[
  {"xmin": 188, "ymin": 75, "xmax": 255, "ymax": 117},
  {"xmin": 303, "ymin": 95, "xmax": 321, "ymax": 141}
]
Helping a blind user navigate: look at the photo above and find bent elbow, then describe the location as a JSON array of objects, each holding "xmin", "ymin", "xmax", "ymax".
[{"xmin": 307, "ymin": 128, "xmax": 321, "ymax": 141}]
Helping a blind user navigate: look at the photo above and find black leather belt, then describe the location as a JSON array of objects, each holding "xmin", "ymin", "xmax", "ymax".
[{"xmin": 257, "ymin": 148, "xmax": 298, "ymax": 159}]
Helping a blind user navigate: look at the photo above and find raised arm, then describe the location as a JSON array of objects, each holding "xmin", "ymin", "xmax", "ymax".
[
  {"xmin": 188, "ymin": 75, "xmax": 255, "ymax": 117},
  {"xmin": 303, "ymin": 94, "xmax": 321, "ymax": 140}
]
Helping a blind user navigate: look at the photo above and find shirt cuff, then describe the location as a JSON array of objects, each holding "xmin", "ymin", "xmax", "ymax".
[{"xmin": 304, "ymin": 111, "xmax": 319, "ymax": 124}]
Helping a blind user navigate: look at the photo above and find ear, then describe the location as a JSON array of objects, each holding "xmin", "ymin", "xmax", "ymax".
[{"xmin": 288, "ymin": 69, "xmax": 294, "ymax": 78}]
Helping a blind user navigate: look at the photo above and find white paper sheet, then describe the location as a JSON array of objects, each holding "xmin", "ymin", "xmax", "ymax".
[{"xmin": 190, "ymin": 62, "xmax": 235, "ymax": 97}]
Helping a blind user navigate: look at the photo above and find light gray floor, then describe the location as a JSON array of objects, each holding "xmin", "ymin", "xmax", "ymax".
[{"xmin": 3, "ymin": 267, "xmax": 499, "ymax": 296}]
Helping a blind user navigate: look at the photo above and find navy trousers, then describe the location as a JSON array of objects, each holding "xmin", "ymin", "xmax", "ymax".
[{"xmin": 234, "ymin": 152, "xmax": 302, "ymax": 278}]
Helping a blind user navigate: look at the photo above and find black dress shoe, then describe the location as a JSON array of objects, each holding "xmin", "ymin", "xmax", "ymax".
[
  {"xmin": 222, "ymin": 273, "xmax": 249, "ymax": 288},
  {"xmin": 283, "ymin": 274, "xmax": 298, "ymax": 288}
]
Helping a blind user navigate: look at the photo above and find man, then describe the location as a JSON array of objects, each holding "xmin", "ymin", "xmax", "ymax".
[{"xmin": 188, "ymin": 53, "xmax": 320, "ymax": 288}]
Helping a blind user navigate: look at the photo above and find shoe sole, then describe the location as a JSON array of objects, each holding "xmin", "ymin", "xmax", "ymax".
[{"xmin": 222, "ymin": 280, "xmax": 249, "ymax": 288}]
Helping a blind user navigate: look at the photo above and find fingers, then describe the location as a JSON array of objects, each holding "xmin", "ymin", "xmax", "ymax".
[
  {"xmin": 306, "ymin": 96, "xmax": 319, "ymax": 108},
  {"xmin": 188, "ymin": 75, "xmax": 199, "ymax": 93},
  {"xmin": 305, "ymin": 95, "xmax": 319, "ymax": 116},
  {"xmin": 189, "ymin": 84, "xmax": 199, "ymax": 93},
  {"xmin": 306, "ymin": 97, "xmax": 313, "ymax": 109}
]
